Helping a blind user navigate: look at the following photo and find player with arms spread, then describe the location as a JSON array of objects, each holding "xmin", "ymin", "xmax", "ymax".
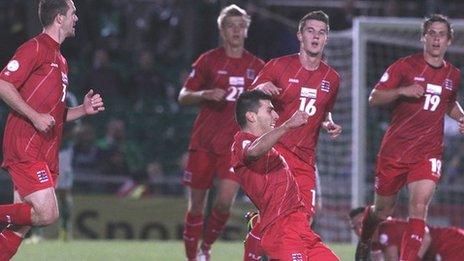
[
  {"xmin": 350, "ymin": 207, "xmax": 464, "ymax": 261},
  {"xmin": 244, "ymin": 11, "xmax": 342, "ymax": 260},
  {"xmin": 177, "ymin": 4, "xmax": 264, "ymax": 261},
  {"xmin": 355, "ymin": 14, "xmax": 464, "ymax": 261},
  {"xmin": 0, "ymin": 0, "xmax": 105, "ymax": 259},
  {"xmin": 232, "ymin": 90, "xmax": 339, "ymax": 260}
]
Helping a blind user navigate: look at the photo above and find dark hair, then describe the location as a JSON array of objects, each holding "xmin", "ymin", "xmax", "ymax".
[
  {"xmin": 422, "ymin": 14, "xmax": 453, "ymax": 39},
  {"xmin": 349, "ymin": 207, "xmax": 366, "ymax": 219},
  {"xmin": 298, "ymin": 10, "xmax": 330, "ymax": 33},
  {"xmin": 235, "ymin": 90, "xmax": 272, "ymax": 128},
  {"xmin": 38, "ymin": 0, "xmax": 69, "ymax": 27}
]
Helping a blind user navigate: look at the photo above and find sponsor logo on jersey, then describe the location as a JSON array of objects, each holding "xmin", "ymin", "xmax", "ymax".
[
  {"xmin": 288, "ymin": 78, "xmax": 299, "ymax": 83},
  {"xmin": 6, "ymin": 60, "xmax": 19, "ymax": 72},
  {"xmin": 246, "ymin": 69, "xmax": 255, "ymax": 80},
  {"xmin": 217, "ymin": 70, "xmax": 228, "ymax": 75},
  {"xmin": 321, "ymin": 80, "xmax": 330, "ymax": 92},
  {"xmin": 380, "ymin": 72, "xmax": 389, "ymax": 82},
  {"xmin": 229, "ymin": 76, "xmax": 245, "ymax": 86},
  {"xmin": 61, "ymin": 72, "xmax": 68, "ymax": 85},
  {"xmin": 426, "ymin": 83, "xmax": 442, "ymax": 95},
  {"xmin": 36, "ymin": 170, "xmax": 49, "ymax": 183},
  {"xmin": 414, "ymin": 77, "xmax": 425, "ymax": 82},
  {"xmin": 183, "ymin": 171, "xmax": 192, "ymax": 183},
  {"xmin": 300, "ymin": 87, "xmax": 317, "ymax": 98},
  {"xmin": 444, "ymin": 78, "xmax": 453, "ymax": 90}
]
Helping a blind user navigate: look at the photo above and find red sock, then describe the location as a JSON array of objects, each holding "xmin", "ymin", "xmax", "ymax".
[
  {"xmin": 201, "ymin": 208, "xmax": 229, "ymax": 250},
  {"xmin": 183, "ymin": 212, "xmax": 204, "ymax": 259},
  {"xmin": 244, "ymin": 222, "xmax": 264, "ymax": 261},
  {"xmin": 0, "ymin": 229, "xmax": 23, "ymax": 261},
  {"xmin": 400, "ymin": 218, "xmax": 425, "ymax": 261},
  {"xmin": 0, "ymin": 203, "xmax": 32, "ymax": 226},
  {"xmin": 360, "ymin": 205, "xmax": 382, "ymax": 243}
]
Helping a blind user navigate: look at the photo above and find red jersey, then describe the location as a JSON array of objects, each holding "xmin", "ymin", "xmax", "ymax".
[
  {"xmin": 375, "ymin": 54, "xmax": 460, "ymax": 163},
  {"xmin": 252, "ymin": 54, "xmax": 340, "ymax": 165},
  {"xmin": 184, "ymin": 47, "xmax": 264, "ymax": 155},
  {"xmin": 372, "ymin": 219, "xmax": 464, "ymax": 260},
  {"xmin": 231, "ymin": 131, "xmax": 304, "ymax": 232},
  {"xmin": 0, "ymin": 33, "xmax": 68, "ymax": 174}
]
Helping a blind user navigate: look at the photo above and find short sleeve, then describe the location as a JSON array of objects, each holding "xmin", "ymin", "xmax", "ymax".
[
  {"xmin": 183, "ymin": 53, "xmax": 209, "ymax": 92},
  {"xmin": 251, "ymin": 59, "xmax": 279, "ymax": 88},
  {"xmin": 374, "ymin": 59, "xmax": 404, "ymax": 91},
  {"xmin": 0, "ymin": 39, "xmax": 40, "ymax": 89}
]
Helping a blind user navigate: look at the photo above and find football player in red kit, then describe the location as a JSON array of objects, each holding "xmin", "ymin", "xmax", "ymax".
[{"xmin": 355, "ymin": 14, "xmax": 464, "ymax": 261}]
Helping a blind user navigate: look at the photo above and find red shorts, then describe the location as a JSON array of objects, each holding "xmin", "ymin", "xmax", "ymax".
[
  {"xmin": 260, "ymin": 211, "xmax": 339, "ymax": 261},
  {"xmin": 182, "ymin": 150, "xmax": 238, "ymax": 189},
  {"xmin": 375, "ymin": 156, "xmax": 442, "ymax": 196},
  {"xmin": 277, "ymin": 145, "xmax": 316, "ymax": 215},
  {"xmin": 7, "ymin": 161, "xmax": 56, "ymax": 197}
]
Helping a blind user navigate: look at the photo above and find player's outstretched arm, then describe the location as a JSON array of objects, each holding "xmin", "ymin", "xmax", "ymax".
[
  {"xmin": 246, "ymin": 110, "xmax": 308, "ymax": 161},
  {"xmin": 322, "ymin": 112, "xmax": 342, "ymax": 140},
  {"xmin": 447, "ymin": 101, "xmax": 464, "ymax": 134},
  {"xmin": 0, "ymin": 79, "xmax": 55, "ymax": 132},
  {"xmin": 369, "ymin": 84, "xmax": 424, "ymax": 106},
  {"xmin": 178, "ymin": 87, "xmax": 226, "ymax": 105},
  {"xmin": 253, "ymin": 82, "xmax": 281, "ymax": 96},
  {"xmin": 66, "ymin": 89, "xmax": 105, "ymax": 122}
]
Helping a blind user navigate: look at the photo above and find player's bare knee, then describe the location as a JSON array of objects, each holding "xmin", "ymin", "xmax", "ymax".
[{"xmin": 213, "ymin": 202, "xmax": 232, "ymax": 213}]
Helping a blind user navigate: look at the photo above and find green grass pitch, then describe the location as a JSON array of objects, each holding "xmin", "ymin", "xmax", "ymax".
[{"xmin": 13, "ymin": 240, "xmax": 355, "ymax": 260}]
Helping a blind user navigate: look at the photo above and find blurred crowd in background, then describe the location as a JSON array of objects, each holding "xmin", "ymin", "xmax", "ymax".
[{"xmin": 1, "ymin": 0, "xmax": 464, "ymax": 201}]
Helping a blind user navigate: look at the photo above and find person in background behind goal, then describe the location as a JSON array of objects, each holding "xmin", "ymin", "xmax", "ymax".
[
  {"xmin": 244, "ymin": 10, "xmax": 342, "ymax": 260},
  {"xmin": 355, "ymin": 14, "xmax": 464, "ymax": 261},
  {"xmin": 177, "ymin": 4, "xmax": 264, "ymax": 261},
  {"xmin": 232, "ymin": 90, "xmax": 339, "ymax": 260},
  {"xmin": 0, "ymin": 0, "xmax": 105, "ymax": 259},
  {"xmin": 350, "ymin": 207, "xmax": 464, "ymax": 261}
]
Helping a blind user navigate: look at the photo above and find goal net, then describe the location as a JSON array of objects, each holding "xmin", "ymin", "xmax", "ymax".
[{"xmin": 315, "ymin": 17, "xmax": 464, "ymax": 243}]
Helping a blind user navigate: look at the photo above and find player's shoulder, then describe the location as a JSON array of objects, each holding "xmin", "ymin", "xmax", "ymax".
[
  {"xmin": 264, "ymin": 54, "xmax": 298, "ymax": 70},
  {"xmin": 397, "ymin": 53, "xmax": 423, "ymax": 67},
  {"xmin": 320, "ymin": 60, "xmax": 340, "ymax": 80},
  {"xmin": 446, "ymin": 59, "xmax": 461, "ymax": 74},
  {"xmin": 193, "ymin": 48, "xmax": 223, "ymax": 64},
  {"xmin": 243, "ymin": 49, "xmax": 265, "ymax": 65},
  {"xmin": 16, "ymin": 35, "xmax": 43, "ymax": 53}
]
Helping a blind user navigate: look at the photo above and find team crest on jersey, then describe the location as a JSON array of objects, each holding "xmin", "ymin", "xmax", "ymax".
[
  {"xmin": 246, "ymin": 69, "xmax": 255, "ymax": 80},
  {"xmin": 426, "ymin": 83, "xmax": 442, "ymax": 95},
  {"xmin": 321, "ymin": 80, "xmax": 330, "ymax": 92},
  {"xmin": 61, "ymin": 72, "xmax": 68, "ymax": 85},
  {"xmin": 37, "ymin": 170, "xmax": 49, "ymax": 183},
  {"xmin": 291, "ymin": 253, "xmax": 303, "ymax": 261},
  {"xmin": 300, "ymin": 87, "xmax": 317, "ymax": 98},
  {"xmin": 444, "ymin": 78, "xmax": 453, "ymax": 90}
]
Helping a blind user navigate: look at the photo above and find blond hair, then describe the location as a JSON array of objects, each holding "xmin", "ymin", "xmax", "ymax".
[{"xmin": 217, "ymin": 4, "xmax": 251, "ymax": 29}]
